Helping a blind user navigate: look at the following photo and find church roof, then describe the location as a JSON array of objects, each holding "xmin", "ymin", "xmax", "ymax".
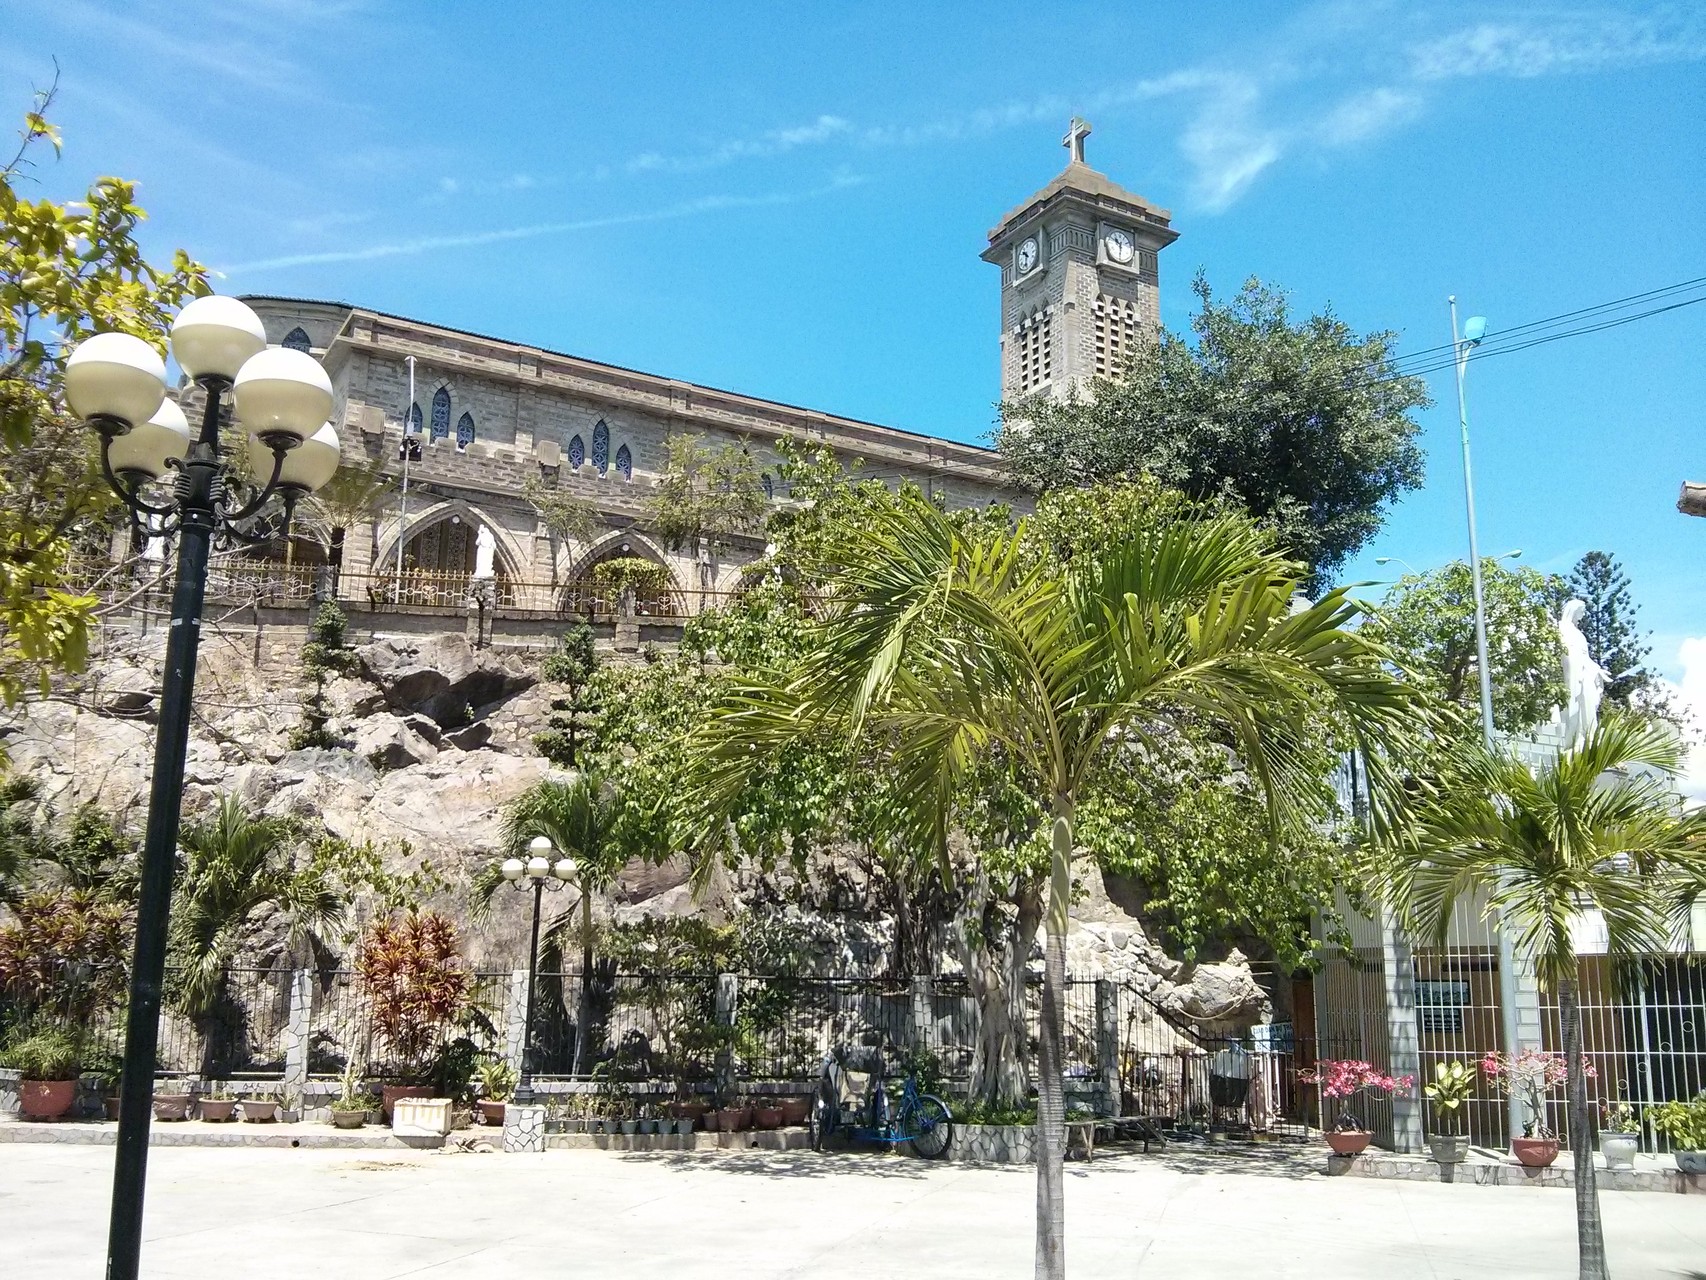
[{"xmin": 987, "ymin": 160, "xmax": 1175, "ymax": 243}]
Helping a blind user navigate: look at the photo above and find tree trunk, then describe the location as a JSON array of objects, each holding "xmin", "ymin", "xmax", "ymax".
[
  {"xmin": 953, "ymin": 868, "xmax": 1040, "ymax": 1108},
  {"xmin": 1035, "ymin": 805, "xmax": 1071, "ymax": 1280},
  {"xmin": 1560, "ymin": 972, "xmax": 1609, "ymax": 1279},
  {"xmin": 571, "ymin": 893, "xmax": 594, "ymax": 1077}
]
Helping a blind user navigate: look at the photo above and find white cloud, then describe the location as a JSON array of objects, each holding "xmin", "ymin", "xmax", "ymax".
[{"xmin": 1410, "ymin": 13, "xmax": 1706, "ymax": 82}]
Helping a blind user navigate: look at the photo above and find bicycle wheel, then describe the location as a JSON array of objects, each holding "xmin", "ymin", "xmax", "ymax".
[
  {"xmin": 809, "ymin": 1094, "xmax": 837, "ymax": 1152},
  {"xmin": 905, "ymin": 1094, "xmax": 953, "ymax": 1160}
]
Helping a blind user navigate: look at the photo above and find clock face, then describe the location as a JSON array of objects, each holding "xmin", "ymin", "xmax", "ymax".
[
  {"xmin": 1017, "ymin": 237, "xmax": 1038, "ymax": 275},
  {"xmin": 1105, "ymin": 228, "xmax": 1135, "ymax": 264}
]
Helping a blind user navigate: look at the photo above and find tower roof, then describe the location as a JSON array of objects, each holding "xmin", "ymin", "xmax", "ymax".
[{"xmin": 987, "ymin": 118, "xmax": 1176, "ymax": 247}]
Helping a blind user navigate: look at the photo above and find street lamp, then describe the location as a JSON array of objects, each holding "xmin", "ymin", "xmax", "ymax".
[
  {"xmin": 64, "ymin": 296, "xmax": 339, "ymax": 1280},
  {"xmin": 501, "ymin": 836, "xmax": 576, "ymax": 1097},
  {"xmin": 1448, "ymin": 297, "xmax": 1525, "ymax": 1144},
  {"xmin": 393, "ymin": 353, "xmax": 420, "ymax": 601}
]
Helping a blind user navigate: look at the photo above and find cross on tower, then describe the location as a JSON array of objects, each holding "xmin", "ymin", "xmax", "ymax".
[{"xmin": 1063, "ymin": 116, "xmax": 1091, "ymax": 165}]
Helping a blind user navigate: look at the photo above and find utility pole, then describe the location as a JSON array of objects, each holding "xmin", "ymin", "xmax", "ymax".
[
  {"xmin": 393, "ymin": 355, "xmax": 418, "ymax": 601},
  {"xmin": 1450, "ymin": 296, "xmax": 1526, "ymax": 1146}
]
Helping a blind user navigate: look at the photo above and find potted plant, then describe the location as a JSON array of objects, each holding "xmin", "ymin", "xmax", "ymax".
[
  {"xmin": 618, "ymin": 1098, "xmax": 638, "ymax": 1136},
  {"xmin": 152, "ymin": 1083, "xmax": 194, "ymax": 1122},
  {"xmin": 1481, "ymin": 1050, "xmax": 1589, "ymax": 1168},
  {"xmin": 753, "ymin": 1098, "xmax": 784, "ymax": 1130},
  {"xmin": 475, "ymin": 1059, "xmax": 517, "ymax": 1127},
  {"xmin": 779, "ymin": 1094, "xmax": 812, "ymax": 1128},
  {"xmin": 1599, "ymin": 1098, "xmax": 1640, "ymax": 1171},
  {"xmin": 198, "ymin": 1085, "xmax": 237, "ymax": 1123},
  {"xmin": 240, "ymin": 1092, "xmax": 281, "ymax": 1123},
  {"xmin": 354, "ymin": 913, "xmax": 473, "ymax": 1124},
  {"xmin": 0, "ymin": 1024, "xmax": 82, "ymax": 1120},
  {"xmin": 1423, "ymin": 1061, "xmax": 1475, "ymax": 1165},
  {"xmin": 329, "ymin": 1064, "xmax": 377, "ymax": 1129},
  {"xmin": 1650, "ymin": 1093, "xmax": 1706, "ymax": 1175},
  {"xmin": 1297, "ymin": 1060, "xmax": 1414, "ymax": 1156}
]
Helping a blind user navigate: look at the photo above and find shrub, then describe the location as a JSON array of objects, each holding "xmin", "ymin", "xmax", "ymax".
[
  {"xmin": 354, "ymin": 912, "xmax": 471, "ymax": 1084},
  {"xmin": 1, "ymin": 1023, "xmax": 81, "ymax": 1079},
  {"xmin": 0, "ymin": 891, "xmax": 132, "ymax": 1024},
  {"xmin": 1651, "ymin": 1094, "xmax": 1706, "ymax": 1151}
]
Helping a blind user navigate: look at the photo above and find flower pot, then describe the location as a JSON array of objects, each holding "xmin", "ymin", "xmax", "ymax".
[
  {"xmin": 619, "ymin": 1120, "xmax": 638, "ymax": 1135},
  {"xmin": 18, "ymin": 1079, "xmax": 76, "ymax": 1120},
  {"xmin": 1674, "ymin": 1150, "xmax": 1706, "ymax": 1176},
  {"xmin": 675, "ymin": 1117, "xmax": 695, "ymax": 1136},
  {"xmin": 478, "ymin": 1099, "xmax": 507, "ymax": 1127},
  {"xmin": 240, "ymin": 1100, "xmax": 280, "ymax": 1123},
  {"xmin": 700, "ymin": 1108, "xmax": 720, "ymax": 1132},
  {"xmin": 753, "ymin": 1105, "xmax": 784, "ymax": 1130},
  {"xmin": 152, "ymin": 1093, "xmax": 192, "ymax": 1122},
  {"xmin": 779, "ymin": 1097, "xmax": 811, "ymax": 1127},
  {"xmin": 330, "ymin": 1108, "xmax": 367, "ymax": 1129},
  {"xmin": 198, "ymin": 1099, "xmax": 237, "ymax": 1123},
  {"xmin": 674, "ymin": 1099, "xmax": 710, "ymax": 1127},
  {"xmin": 381, "ymin": 1085, "xmax": 433, "ymax": 1123},
  {"xmin": 1600, "ymin": 1131, "xmax": 1639, "ymax": 1171},
  {"xmin": 715, "ymin": 1107, "xmax": 745, "ymax": 1133},
  {"xmin": 1326, "ymin": 1130, "xmax": 1372, "ymax": 1156},
  {"xmin": 1427, "ymin": 1134, "xmax": 1468, "ymax": 1165},
  {"xmin": 1512, "ymin": 1137, "xmax": 1560, "ymax": 1168},
  {"xmin": 103, "ymin": 1096, "xmax": 122, "ymax": 1122}
]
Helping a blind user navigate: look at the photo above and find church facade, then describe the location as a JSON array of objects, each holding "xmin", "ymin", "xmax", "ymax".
[{"xmin": 238, "ymin": 120, "xmax": 1174, "ymax": 620}]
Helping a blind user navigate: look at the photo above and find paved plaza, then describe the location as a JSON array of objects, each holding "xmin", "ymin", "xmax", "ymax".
[{"xmin": 3, "ymin": 1142, "xmax": 1704, "ymax": 1279}]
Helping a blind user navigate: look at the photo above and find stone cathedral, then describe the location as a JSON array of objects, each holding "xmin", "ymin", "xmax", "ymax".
[{"xmin": 240, "ymin": 120, "xmax": 1174, "ymax": 630}]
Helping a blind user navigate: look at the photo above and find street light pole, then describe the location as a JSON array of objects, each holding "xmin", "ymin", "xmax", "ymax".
[
  {"xmin": 393, "ymin": 354, "xmax": 417, "ymax": 602},
  {"xmin": 501, "ymin": 839, "xmax": 575, "ymax": 1101},
  {"xmin": 1449, "ymin": 296, "xmax": 1526, "ymax": 1145},
  {"xmin": 64, "ymin": 299, "xmax": 342, "ymax": 1280}
]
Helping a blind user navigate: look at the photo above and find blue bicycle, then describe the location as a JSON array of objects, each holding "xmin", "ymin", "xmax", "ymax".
[{"xmin": 808, "ymin": 1037, "xmax": 954, "ymax": 1158}]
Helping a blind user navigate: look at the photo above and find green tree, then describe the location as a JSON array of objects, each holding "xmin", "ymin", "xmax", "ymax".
[
  {"xmin": 997, "ymin": 273, "xmax": 1430, "ymax": 589},
  {"xmin": 484, "ymin": 772, "xmax": 634, "ymax": 1075},
  {"xmin": 680, "ymin": 490, "xmax": 1416, "ymax": 1280},
  {"xmin": 170, "ymin": 795, "xmax": 346, "ymax": 1073},
  {"xmin": 1391, "ymin": 715, "xmax": 1706, "ymax": 1280},
  {"xmin": 645, "ymin": 432, "xmax": 767, "ymax": 552},
  {"xmin": 0, "ymin": 88, "xmax": 209, "ymax": 710},
  {"xmin": 1364, "ymin": 558, "xmax": 1566, "ymax": 737},
  {"xmin": 533, "ymin": 623, "xmax": 602, "ymax": 768},
  {"xmin": 299, "ymin": 455, "xmax": 395, "ymax": 571},
  {"xmin": 1565, "ymin": 551, "xmax": 1669, "ymax": 717}
]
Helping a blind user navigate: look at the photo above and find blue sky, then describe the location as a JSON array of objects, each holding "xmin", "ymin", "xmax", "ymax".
[{"xmin": 7, "ymin": 2, "xmax": 1705, "ymax": 710}]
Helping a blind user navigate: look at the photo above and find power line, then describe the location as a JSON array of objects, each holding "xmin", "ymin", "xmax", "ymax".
[
  {"xmin": 1351, "ymin": 290, "xmax": 1706, "ymax": 389},
  {"xmin": 1381, "ymin": 275, "xmax": 1706, "ymax": 371}
]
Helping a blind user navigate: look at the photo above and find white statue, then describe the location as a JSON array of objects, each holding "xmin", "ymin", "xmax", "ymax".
[
  {"xmin": 472, "ymin": 524, "xmax": 496, "ymax": 580},
  {"xmin": 1558, "ymin": 598, "xmax": 1607, "ymax": 749}
]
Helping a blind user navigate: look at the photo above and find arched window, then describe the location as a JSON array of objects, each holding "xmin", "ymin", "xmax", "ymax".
[
  {"xmin": 406, "ymin": 403, "xmax": 423, "ymax": 435},
  {"xmin": 615, "ymin": 443, "xmax": 632, "ymax": 481},
  {"xmin": 430, "ymin": 387, "xmax": 451, "ymax": 441},
  {"xmin": 762, "ymin": 473, "xmax": 774, "ymax": 501},
  {"xmin": 568, "ymin": 434, "xmax": 585, "ymax": 468},
  {"xmin": 591, "ymin": 420, "xmax": 610, "ymax": 475},
  {"xmin": 282, "ymin": 326, "xmax": 312, "ymax": 353},
  {"xmin": 456, "ymin": 412, "xmax": 475, "ymax": 451}
]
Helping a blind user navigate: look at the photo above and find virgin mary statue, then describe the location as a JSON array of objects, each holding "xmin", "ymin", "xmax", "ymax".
[{"xmin": 1558, "ymin": 598, "xmax": 1608, "ymax": 749}]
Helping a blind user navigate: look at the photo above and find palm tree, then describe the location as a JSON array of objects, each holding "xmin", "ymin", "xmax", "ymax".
[
  {"xmin": 171, "ymin": 795, "xmax": 345, "ymax": 1075},
  {"xmin": 680, "ymin": 491, "xmax": 1416, "ymax": 1280},
  {"xmin": 296, "ymin": 454, "xmax": 396, "ymax": 574},
  {"xmin": 479, "ymin": 772, "xmax": 632, "ymax": 1075},
  {"xmin": 1392, "ymin": 715, "xmax": 1706, "ymax": 1280}
]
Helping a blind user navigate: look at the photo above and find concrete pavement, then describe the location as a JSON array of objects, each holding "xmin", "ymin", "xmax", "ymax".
[{"xmin": 2, "ymin": 1142, "xmax": 1703, "ymax": 1278}]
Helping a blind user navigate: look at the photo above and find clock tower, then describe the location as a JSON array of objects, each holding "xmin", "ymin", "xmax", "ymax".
[{"xmin": 984, "ymin": 118, "xmax": 1178, "ymax": 401}]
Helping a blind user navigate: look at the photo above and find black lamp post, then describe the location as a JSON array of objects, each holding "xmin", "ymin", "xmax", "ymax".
[
  {"xmin": 63, "ymin": 297, "xmax": 343, "ymax": 1280},
  {"xmin": 501, "ymin": 837, "xmax": 576, "ymax": 1098}
]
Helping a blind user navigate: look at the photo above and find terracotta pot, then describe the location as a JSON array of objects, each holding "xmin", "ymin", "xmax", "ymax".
[
  {"xmin": 152, "ymin": 1093, "xmax": 192, "ymax": 1122},
  {"xmin": 239, "ymin": 1100, "xmax": 280, "ymax": 1123},
  {"xmin": 670, "ymin": 1099, "xmax": 711, "ymax": 1127},
  {"xmin": 478, "ymin": 1099, "xmax": 507, "ymax": 1127},
  {"xmin": 18, "ymin": 1079, "xmax": 76, "ymax": 1120},
  {"xmin": 753, "ymin": 1105, "xmax": 784, "ymax": 1130},
  {"xmin": 103, "ymin": 1096, "xmax": 122, "ymax": 1121},
  {"xmin": 1326, "ymin": 1129, "xmax": 1373, "ymax": 1156},
  {"xmin": 779, "ymin": 1097, "xmax": 811, "ymax": 1127},
  {"xmin": 381, "ymin": 1085, "xmax": 432, "ymax": 1123},
  {"xmin": 715, "ymin": 1107, "xmax": 745, "ymax": 1132},
  {"xmin": 1512, "ymin": 1136, "xmax": 1560, "ymax": 1168},
  {"xmin": 330, "ymin": 1109, "xmax": 367, "ymax": 1130},
  {"xmin": 198, "ymin": 1099, "xmax": 237, "ymax": 1122}
]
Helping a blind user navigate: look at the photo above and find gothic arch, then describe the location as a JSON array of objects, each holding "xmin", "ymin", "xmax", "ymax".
[
  {"xmin": 375, "ymin": 498, "xmax": 527, "ymax": 582},
  {"xmin": 430, "ymin": 386, "xmax": 452, "ymax": 441},
  {"xmin": 562, "ymin": 528, "xmax": 676, "ymax": 585},
  {"xmin": 281, "ymin": 326, "xmax": 312, "ymax": 353},
  {"xmin": 560, "ymin": 529, "xmax": 683, "ymax": 618}
]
